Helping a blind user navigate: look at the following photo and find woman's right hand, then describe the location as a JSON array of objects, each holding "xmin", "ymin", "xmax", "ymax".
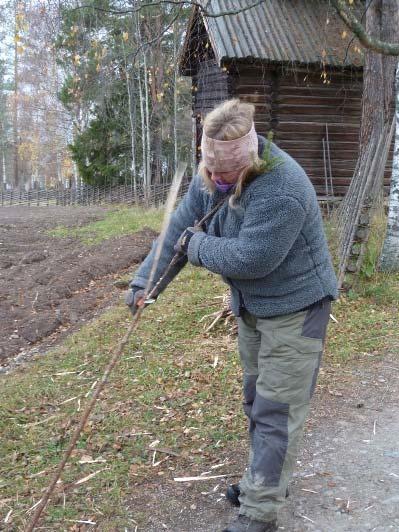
[{"xmin": 125, "ymin": 286, "xmax": 146, "ymax": 316}]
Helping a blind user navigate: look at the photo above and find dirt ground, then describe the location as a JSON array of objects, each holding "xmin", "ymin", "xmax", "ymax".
[
  {"xmin": 0, "ymin": 206, "xmax": 156, "ymax": 370},
  {"xmin": 130, "ymin": 351, "xmax": 399, "ymax": 532}
]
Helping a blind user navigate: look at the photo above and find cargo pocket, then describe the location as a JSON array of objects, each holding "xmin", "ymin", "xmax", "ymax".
[
  {"xmin": 275, "ymin": 331, "xmax": 323, "ymax": 354},
  {"xmin": 256, "ymin": 327, "xmax": 322, "ymax": 405}
]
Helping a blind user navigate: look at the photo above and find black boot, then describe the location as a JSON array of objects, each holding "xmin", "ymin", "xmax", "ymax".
[
  {"xmin": 226, "ymin": 484, "xmax": 289, "ymax": 507},
  {"xmin": 222, "ymin": 515, "xmax": 278, "ymax": 532},
  {"xmin": 226, "ymin": 484, "xmax": 241, "ymax": 507}
]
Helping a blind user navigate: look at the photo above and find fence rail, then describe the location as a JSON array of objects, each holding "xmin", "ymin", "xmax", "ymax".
[
  {"xmin": 1, "ymin": 182, "xmax": 341, "ymax": 211},
  {"xmin": 0, "ymin": 181, "xmax": 190, "ymax": 208}
]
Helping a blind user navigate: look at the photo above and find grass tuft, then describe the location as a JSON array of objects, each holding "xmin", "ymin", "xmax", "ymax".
[
  {"xmin": 359, "ymin": 206, "xmax": 387, "ymax": 280},
  {"xmin": 49, "ymin": 206, "xmax": 164, "ymax": 244}
]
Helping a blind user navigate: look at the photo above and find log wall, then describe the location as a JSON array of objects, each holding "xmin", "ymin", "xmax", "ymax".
[
  {"xmin": 232, "ymin": 64, "xmax": 365, "ymax": 196},
  {"xmin": 191, "ymin": 59, "xmax": 230, "ymax": 162},
  {"xmin": 193, "ymin": 62, "xmax": 392, "ymax": 196},
  {"xmin": 193, "ymin": 59, "xmax": 230, "ymax": 116}
]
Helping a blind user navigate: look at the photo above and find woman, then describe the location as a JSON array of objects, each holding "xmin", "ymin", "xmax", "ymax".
[{"xmin": 126, "ymin": 99, "xmax": 338, "ymax": 532}]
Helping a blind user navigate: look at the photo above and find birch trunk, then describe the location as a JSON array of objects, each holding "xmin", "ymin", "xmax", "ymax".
[
  {"xmin": 192, "ymin": 116, "xmax": 197, "ymax": 176},
  {"xmin": 143, "ymin": 50, "xmax": 151, "ymax": 193},
  {"xmin": 380, "ymin": 63, "xmax": 399, "ymax": 271},
  {"xmin": 135, "ymin": 12, "xmax": 147, "ymax": 193},
  {"xmin": 173, "ymin": 20, "xmax": 178, "ymax": 175},
  {"xmin": 122, "ymin": 38, "xmax": 137, "ymax": 193},
  {"xmin": 137, "ymin": 61, "xmax": 146, "ymax": 190},
  {"xmin": 13, "ymin": 0, "xmax": 19, "ymax": 188},
  {"xmin": 2, "ymin": 152, "xmax": 7, "ymax": 186}
]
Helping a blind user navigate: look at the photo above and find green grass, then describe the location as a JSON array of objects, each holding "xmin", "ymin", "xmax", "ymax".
[
  {"xmin": 1, "ymin": 206, "xmax": 399, "ymax": 529},
  {"xmin": 0, "ymin": 267, "xmax": 240, "ymax": 530},
  {"xmin": 359, "ymin": 206, "xmax": 387, "ymax": 279},
  {"xmin": 1, "ymin": 266, "xmax": 398, "ymax": 529},
  {"xmin": 328, "ymin": 275, "xmax": 399, "ymax": 361},
  {"xmin": 49, "ymin": 206, "xmax": 164, "ymax": 244},
  {"xmin": 326, "ymin": 207, "xmax": 399, "ymax": 360}
]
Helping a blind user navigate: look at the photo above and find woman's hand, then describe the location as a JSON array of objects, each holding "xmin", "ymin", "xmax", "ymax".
[
  {"xmin": 174, "ymin": 225, "xmax": 204, "ymax": 255},
  {"xmin": 125, "ymin": 286, "xmax": 146, "ymax": 316}
]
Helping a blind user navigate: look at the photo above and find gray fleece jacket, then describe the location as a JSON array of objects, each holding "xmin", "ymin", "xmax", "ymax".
[{"xmin": 132, "ymin": 138, "xmax": 338, "ymax": 318}]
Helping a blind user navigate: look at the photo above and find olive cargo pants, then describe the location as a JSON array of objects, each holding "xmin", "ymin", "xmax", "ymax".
[{"xmin": 237, "ymin": 298, "xmax": 331, "ymax": 522}]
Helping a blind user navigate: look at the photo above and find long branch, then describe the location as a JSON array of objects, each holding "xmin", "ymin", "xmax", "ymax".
[
  {"xmin": 331, "ymin": 0, "xmax": 399, "ymax": 55},
  {"xmin": 72, "ymin": 0, "xmax": 267, "ymax": 18},
  {"xmin": 71, "ymin": 0, "xmax": 399, "ymax": 55}
]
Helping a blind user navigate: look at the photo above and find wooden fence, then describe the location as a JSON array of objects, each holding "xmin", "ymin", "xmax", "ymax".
[
  {"xmin": 0, "ymin": 181, "xmax": 341, "ymax": 214},
  {"xmin": 0, "ymin": 181, "xmax": 190, "ymax": 208}
]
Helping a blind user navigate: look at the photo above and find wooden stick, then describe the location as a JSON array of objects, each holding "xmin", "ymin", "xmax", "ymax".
[
  {"xmin": 174, "ymin": 473, "xmax": 239, "ymax": 482},
  {"xmin": 26, "ymin": 164, "xmax": 187, "ymax": 532}
]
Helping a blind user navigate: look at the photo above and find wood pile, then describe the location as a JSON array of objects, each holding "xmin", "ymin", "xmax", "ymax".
[{"xmin": 335, "ymin": 117, "xmax": 395, "ymax": 288}]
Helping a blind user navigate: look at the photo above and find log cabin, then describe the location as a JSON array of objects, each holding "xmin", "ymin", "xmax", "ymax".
[{"xmin": 179, "ymin": 0, "xmax": 370, "ymax": 197}]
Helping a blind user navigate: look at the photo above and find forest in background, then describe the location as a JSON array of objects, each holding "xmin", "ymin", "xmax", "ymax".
[
  {"xmin": 0, "ymin": 0, "xmax": 193, "ymax": 190},
  {"xmin": 1, "ymin": 0, "xmax": 399, "ymax": 276}
]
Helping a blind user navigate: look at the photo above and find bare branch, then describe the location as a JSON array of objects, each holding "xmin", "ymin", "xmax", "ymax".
[
  {"xmin": 127, "ymin": 5, "xmax": 183, "ymax": 61},
  {"xmin": 73, "ymin": 0, "xmax": 267, "ymax": 18},
  {"xmin": 342, "ymin": 0, "xmax": 373, "ymax": 66},
  {"xmin": 331, "ymin": 0, "xmax": 399, "ymax": 55}
]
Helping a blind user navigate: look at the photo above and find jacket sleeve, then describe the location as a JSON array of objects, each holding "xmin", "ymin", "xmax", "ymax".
[
  {"xmin": 131, "ymin": 176, "xmax": 205, "ymax": 291},
  {"xmin": 187, "ymin": 195, "xmax": 306, "ymax": 279}
]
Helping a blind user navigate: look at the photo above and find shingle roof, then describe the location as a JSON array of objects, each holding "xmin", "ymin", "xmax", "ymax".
[{"xmin": 184, "ymin": 0, "xmax": 363, "ymax": 69}]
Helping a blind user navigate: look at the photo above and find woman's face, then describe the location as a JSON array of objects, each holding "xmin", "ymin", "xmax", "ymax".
[{"xmin": 209, "ymin": 168, "xmax": 243, "ymax": 184}]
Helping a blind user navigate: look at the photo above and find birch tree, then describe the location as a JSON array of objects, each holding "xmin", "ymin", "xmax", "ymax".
[
  {"xmin": 332, "ymin": 0, "xmax": 399, "ymax": 271},
  {"xmin": 0, "ymin": 61, "xmax": 10, "ymax": 187},
  {"xmin": 380, "ymin": 65, "xmax": 399, "ymax": 270},
  {"xmin": 122, "ymin": 31, "xmax": 137, "ymax": 193},
  {"xmin": 56, "ymin": 0, "xmax": 191, "ymax": 189},
  {"xmin": 13, "ymin": 0, "xmax": 22, "ymax": 187}
]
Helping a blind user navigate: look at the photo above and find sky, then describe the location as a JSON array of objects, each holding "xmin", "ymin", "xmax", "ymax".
[
  {"xmin": 0, "ymin": 0, "xmax": 50, "ymax": 81},
  {"xmin": 0, "ymin": 0, "xmax": 14, "ymax": 82}
]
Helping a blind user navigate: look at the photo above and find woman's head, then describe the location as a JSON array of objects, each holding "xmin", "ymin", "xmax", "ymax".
[
  {"xmin": 198, "ymin": 99, "xmax": 265, "ymax": 204},
  {"xmin": 202, "ymin": 98, "xmax": 255, "ymax": 142}
]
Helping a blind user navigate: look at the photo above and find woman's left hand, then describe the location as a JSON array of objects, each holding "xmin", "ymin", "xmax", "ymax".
[{"xmin": 174, "ymin": 225, "xmax": 204, "ymax": 255}]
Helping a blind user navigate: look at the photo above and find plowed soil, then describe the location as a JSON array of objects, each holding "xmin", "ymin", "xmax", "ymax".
[{"xmin": 0, "ymin": 206, "xmax": 156, "ymax": 369}]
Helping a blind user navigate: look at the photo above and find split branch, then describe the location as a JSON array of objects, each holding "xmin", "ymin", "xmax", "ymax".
[
  {"xmin": 331, "ymin": 0, "xmax": 399, "ymax": 55},
  {"xmin": 73, "ymin": 0, "xmax": 267, "ymax": 19}
]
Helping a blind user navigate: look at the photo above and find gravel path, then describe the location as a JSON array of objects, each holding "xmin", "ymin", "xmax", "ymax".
[{"xmin": 129, "ymin": 352, "xmax": 399, "ymax": 532}]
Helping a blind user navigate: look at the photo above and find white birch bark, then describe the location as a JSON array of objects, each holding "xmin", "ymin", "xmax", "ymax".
[
  {"xmin": 13, "ymin": 0, "xmax": 19, "ymax": 188},
  {"xmin": 192, "ymin": 116, "xmax": 197, "ymax": 176},
  {"xmin": 56, "ymin": 151, "xmax": 61, "ymax": 184},
  {"xmin": 380, "ymin": 63, "xmax": 399, "ymax": 271},
  {"xmin": 2, "ymin": 152, "xmax": 7, "ymax": 186},
  {"xmin": 173, "ymin": 20, "xmax": 178, "ymax": 174},
  {"xmin": 137, "ymin": 62, "xmax": 146, "ymax": 189},
  {"xmin": 73, "ymin": 159, "xmax": 80, "ymax": 188},
  {"xmin": 143, "ymin": 50, "xmax": 151, "ymax": 192},
  {"xmin": 135, "ymin": 11, "xmax": 147, "ymax": 193},
  {"xmin": 122, "ymin": 39, "xmax": 137, "ymax": 193}
]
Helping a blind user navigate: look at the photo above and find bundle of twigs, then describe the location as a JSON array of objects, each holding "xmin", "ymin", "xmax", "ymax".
[
  {"xmin": 335, "ymin": 116, "xmax": 395, "ymax": 288},
  {"xmin": 200, "ymin": 293, "xmax": 237, "ymax": 334}
]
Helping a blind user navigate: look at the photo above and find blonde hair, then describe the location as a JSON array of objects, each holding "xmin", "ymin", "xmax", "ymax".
[{"xmin": 198, "ymin": 99, "xmax": 266, "ymax": 206}]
